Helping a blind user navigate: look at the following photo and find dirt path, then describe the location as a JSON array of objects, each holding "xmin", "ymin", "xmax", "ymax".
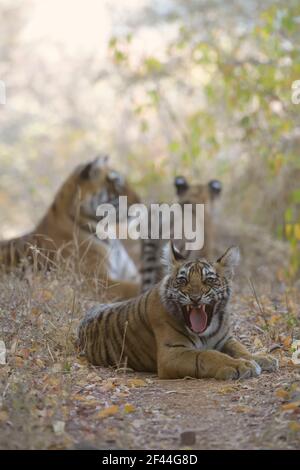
[{"xmin": 67, "ymin": 365, "xmax": 299, "ymax": 450}]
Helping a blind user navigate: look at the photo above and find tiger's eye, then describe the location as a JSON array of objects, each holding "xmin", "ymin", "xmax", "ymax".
[
  {"xmin": 177, "ymin": 276, "xmax": 187, "ymax": 286},
  {"xmin": 206, "ymin": 275, "xmax": 217, "ymax": 283}
]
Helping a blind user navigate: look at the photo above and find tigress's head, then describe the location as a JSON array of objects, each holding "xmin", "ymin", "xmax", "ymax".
[
  {"xmin": 74, "ymin": 155, "xmax": 140, "ymax": 219},
  {"xmin": 161, "ymin": 242, "xmax": 240, "ymax": 335},
  {"xmin": 72, "ymin": 154, "xmax": 111, "ymax": 203},
  {"xmin": 174, "ymin": 176, "xmax": 222, "ymax": 207}
]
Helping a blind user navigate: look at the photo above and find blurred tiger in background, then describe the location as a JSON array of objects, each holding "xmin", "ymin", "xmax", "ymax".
[
  {"xmin": 140, "ymin": 176, "xmax": 222, "ymax": 293},
  {"xmin": 0, "ymin": 155, "xmax": 141, "ymax": 300},
  {"xmin": 78, "ymin": 242, "xmax": 278, "ymax": 379}
]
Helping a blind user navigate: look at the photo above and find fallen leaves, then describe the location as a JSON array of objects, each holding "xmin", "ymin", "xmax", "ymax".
[
  {"xmin": 218, "ymin": 385, "xmax": 240, "ymax": 395},
  {"xmin": 127, "ymin": 378, "xmax": 147, "ymax": 388},
  {"xmin": 276, "ymin": 382, "xmax": 300, "ymax": 437},
  {"xmin": 34, "ymin": 358, "xmax": 45, "ymax": 368},
  {"xmin": 95, "ymin": 400, "xmax": 137, "ymax": 419},
  {"xmin": 281, "ymin": 401, "xmax": 300, "ymax": 412},
  {"xmin": 289, "ymin": 421, "xmax": 300, "ymax": 432},
  {"xmin": 233, "ymin": 405, "xmax": 253, "ymax": 413},
  {"xmin": 12, "ymin": 356, "xmax": 25, "ymax": 368},
  {"xmin": 100, "ymin": 380, "xmax": 116, "ymax": 392},
  {"xmin": 269, "ymin": 314, "xmax": 281, "ymax": 326},
  {"xmin": 253, "ymin": 337, "xmax": 263, "ymax": 349},
  {"xmin": 72, "ymin": 395, "xmax": 99, "ymax": 407},
  {"xmin": 33, "ymin": 288, "xmax": 53, "ymax": 303},
  {"xmin": 282, "ymin": 336, "xmax": 292, "ymax": 349},
  {"xmin": 96, "ymin": 405, "xmax": 119, "ymax": 419},
  {"xmin": 124, "ymin": 403, "xmax": 135, "ymax": 414},
  {"xmin": 275, "ymin": 388, "xmax": 290, "ymax": 399}
]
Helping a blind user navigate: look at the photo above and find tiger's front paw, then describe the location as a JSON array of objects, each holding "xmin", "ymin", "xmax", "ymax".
[
  {"xmin": 252, "ymin": 354, "xmax": 279, "ymax": 372},
  {"xmin": 214, "ymin": 358, "xmax": 261, "ymax": 381}
]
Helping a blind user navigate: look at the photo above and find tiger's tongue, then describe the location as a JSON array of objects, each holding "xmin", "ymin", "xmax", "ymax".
[{"xmin": 190, "ymin": 306, "xmax": 207, "ymax": 333}]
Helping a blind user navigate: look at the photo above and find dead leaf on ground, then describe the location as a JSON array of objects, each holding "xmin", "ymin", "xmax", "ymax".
[
  {"xmin": 100, "ymin": 381, "xmax": 116, "ymax": 392},
  {"xmin": 13, "ymin": 356, "xmax": 24, "ymax": 367},
  {"xmin": 127, "ymin": 378, "xmax": 147, "ymax": 388},
  {"xmin": 124, "ymin": 403, "xmax": 135, "ymax": 414},
  {"xmin": 96, "ymin": 405, "xmax": 119, "ymax": 419},
  {"xmin": 281, "ymin": 401, "xmax": 300, "ymax": 411},
  {"xmin": 234, "ymin": 405, "xmax": 253, "ymax": 413},
  {"xmin": 289, "ymin": 421, "xmax": 300, "ymax": 432},
  {"xmin": 219, "ymin": 385, "xmax": 240, "ymax": 395},
  {"xmin": 254, "ymin": 337, "xmax": 263, "ymax": 349},
  {"xmin": 72, "ymin": 395, "xmax": 99, "ymax": 406},
  {"xmin": 282, "ymin": 336, "xmax": 292, "ymax": 349},
  {"xmin": 275, "ymin": 388, "xmax": 290, "ymax": 399},
  {"xmin": 34, "ymin": 358, "xmax": 45, "ymax": 368}
]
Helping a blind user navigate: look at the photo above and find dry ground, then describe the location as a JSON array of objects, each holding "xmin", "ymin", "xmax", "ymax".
[{"xmin": 0, "ymin": 262, "xmax": 300, "ymax": 450}]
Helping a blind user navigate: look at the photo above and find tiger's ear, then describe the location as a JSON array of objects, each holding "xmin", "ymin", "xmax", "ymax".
[
  {"xmin": 107, "ymin": 170, "xmax": 124, "ymax": 187},
  {"xmin": 208, "ymin": 179, "xmax": 222, "ymax": 199},
  {"xmin": 174, "ymin": 176, "xmax": 189, "ymax": 196},
  {"xmin": 216, "ymin": 246, "xmax": 240, "ymax": 279},
  {"xmin": 162, "ymin": 241, "xmax": 186, "ymax": 273},
  {"xmin": 80, "ymin": 154, "xmax": 109, "ymax": 180}
]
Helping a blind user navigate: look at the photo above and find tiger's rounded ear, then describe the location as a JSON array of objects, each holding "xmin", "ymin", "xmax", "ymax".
[
  {"xmin": 94, "ymin": 153, "xmax": 109, "ymax": 168},
  {"xmin": 80, "ymin": 154, "xmax": 109, "ymax": 180},
  {"xmin": 107, "ymin": 170, "xmax": 124, "ymax": 187},
  {"xmin": 208, "ymin": 179, "xmax": 222, "ymax": 198},
  {"xmin": 216, "ymin": 246, "xmax": 240, "ymax": 279},
  {"xmin": 174, "ymin": 176, "xmax": 189, "ymax": 195},
  {"xmin": 162, "ymin": 241, "xmax": 186, "ymax": 273}
]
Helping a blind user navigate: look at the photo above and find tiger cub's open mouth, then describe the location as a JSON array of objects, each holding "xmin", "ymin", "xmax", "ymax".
[{"xmin": 183, "ymin": 304, "xmax": 214, "ymax": 334}]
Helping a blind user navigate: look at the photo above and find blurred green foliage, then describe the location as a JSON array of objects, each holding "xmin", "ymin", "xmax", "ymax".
[{"xmin": 108, "ymin": 1, "xmax": 300, "ymax": 276}]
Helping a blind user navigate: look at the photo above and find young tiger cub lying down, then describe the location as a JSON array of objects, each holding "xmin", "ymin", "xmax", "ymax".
[{"xmin": 78, "ymin": 243, "xmax": 278, "ymax": 380}]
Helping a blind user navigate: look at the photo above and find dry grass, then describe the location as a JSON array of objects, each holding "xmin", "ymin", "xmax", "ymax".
[
  {"xmin": 0, "ymin": 248, "xmax": 119, "ymax": 449},
  {"xmin": 0, "ymin": 240, "xmax": 300, "ymax": 450}
]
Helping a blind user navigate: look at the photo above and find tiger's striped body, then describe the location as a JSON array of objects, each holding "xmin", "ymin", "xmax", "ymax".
[
  {"xmin": 0, "ymin": 156, "xmax": 141, "ymax": 300},
  {"xmin": 141, "ymin": 177, "xmax": 222, "ymax": 293},
  {"xmin": 79, "ymin": 244, "xmax": 278, "ymax": 379}
]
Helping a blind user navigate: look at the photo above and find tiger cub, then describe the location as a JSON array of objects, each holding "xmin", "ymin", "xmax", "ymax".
[
  {"xmin": 0, "ymin": 155, "xmax": 140, "ymax": 300},
  {"xmin": 141, "ymin": 176, "xmax": 222, "ymax": 293},
  {"xmin": 78, "ymin": 243, "xmax": 278, "ymax": 379}
]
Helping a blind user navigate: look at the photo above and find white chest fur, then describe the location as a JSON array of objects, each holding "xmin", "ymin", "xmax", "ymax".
[{"xmin": 108, "ymin": 239, "xmax": 139, "ymax": 281}]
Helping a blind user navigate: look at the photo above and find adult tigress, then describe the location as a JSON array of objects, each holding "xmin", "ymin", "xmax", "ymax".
[
  {"xmin": 78, "ymin": 242, "xmax": 278, "ymax": 379},
  {"xmin": 0, "ymin": 155, "xmax": 140, "ymax": 300}
]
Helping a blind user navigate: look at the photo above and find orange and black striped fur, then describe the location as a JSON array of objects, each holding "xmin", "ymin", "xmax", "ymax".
[
  {"xmin": 78, "ymin": 243, "xmax": 278, "ymax": 379},
  {"xmin": 0, "ymin": 155, "xmax": 141, "ymax": 300},
  {"xmin": 141, "ymin": 176, "xmax": 222, "ymax": 292}
]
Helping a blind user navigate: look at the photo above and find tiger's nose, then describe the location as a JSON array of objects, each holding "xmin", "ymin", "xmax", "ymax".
[{"xmin": 189, "ymin": 295, "xmax": 201, "ymax": 304}]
